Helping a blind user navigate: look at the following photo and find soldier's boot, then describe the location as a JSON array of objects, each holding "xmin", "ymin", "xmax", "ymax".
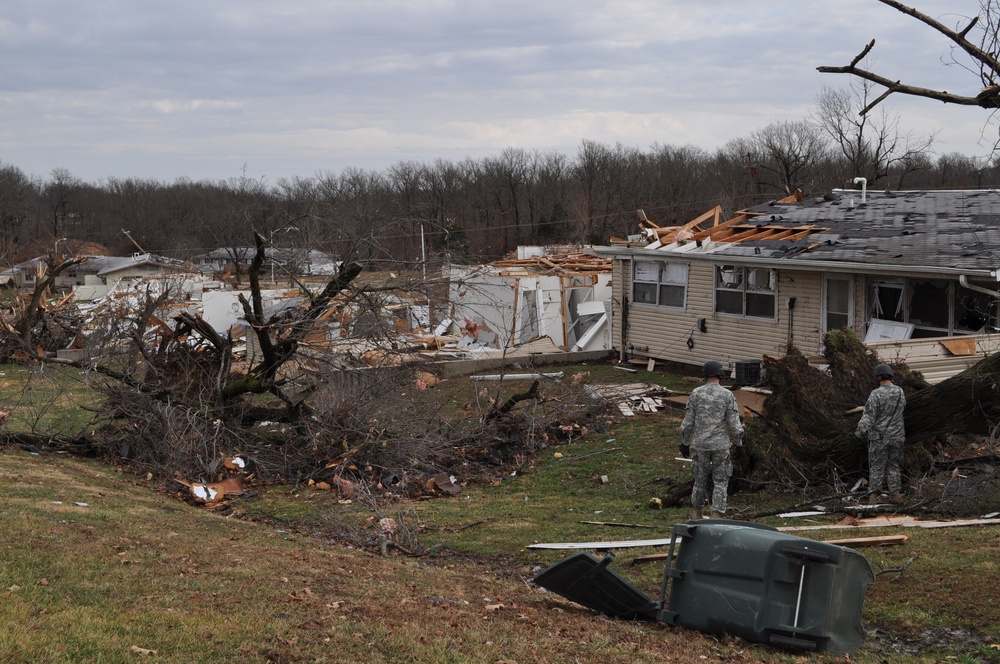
[
  {"xmin": 692, "ymin": 507, "xmax": 703, "ymax": 520},
  {"xmin": 889, "ymin": 491, "xmax": 904, "ymax": 505},
  {"xmin": 867, "ymin": 492, "xmax": 881, "ymax": 505},
  {"xmin": 710, "ymin": 511, "xmax": 723, "ymax": 519}
]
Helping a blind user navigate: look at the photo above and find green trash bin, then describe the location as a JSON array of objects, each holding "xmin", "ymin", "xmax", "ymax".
[{"xmin": 659, "ymin": 519, "xmax": 875, "ymax": 655}]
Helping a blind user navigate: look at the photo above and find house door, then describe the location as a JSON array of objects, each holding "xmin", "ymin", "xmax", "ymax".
[{"xmin": 822, "ymin": 275, "xmax": 854, "ymax": 337}]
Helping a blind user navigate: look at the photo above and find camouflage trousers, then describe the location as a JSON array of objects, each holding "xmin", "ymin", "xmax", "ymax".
[
  {"xmin": 690, "ymin": 448, "xmax": 733, "ymax": 514},
  {"xmin": 868, "ymin": 437, "xmax": 904, "ymax": 494}
]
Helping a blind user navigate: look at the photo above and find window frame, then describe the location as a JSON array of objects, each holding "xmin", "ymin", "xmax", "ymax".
[
  {"xmin": 713, "ymin": 264, "xmax": 778, "ymax": 320},
  {"xmin": 632, "ymin": 259, "xmax": 688, "ymax": 309}
]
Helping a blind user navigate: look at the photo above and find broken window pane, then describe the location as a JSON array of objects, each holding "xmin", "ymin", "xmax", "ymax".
[
  {"xmin": 908, "ymin": 279, "xmax": 949, "ymax": 330},
  {"xmin": 715, "ymin": 265, "xmax": 776, "ymax": 318},
  {"xmin": 717, "ymin": 265, "xmax": 743, "ymax": 289},
  {"xmin": 870, "ymin": 281, "xmax": 904, "ymax": 322},
  {"xmin": 632, "ymin": 260, "xmax": 686, "ymax": 308},
  {"xmin": 956, "ymin": 285, "xmax": 995, "ymax": 332}
]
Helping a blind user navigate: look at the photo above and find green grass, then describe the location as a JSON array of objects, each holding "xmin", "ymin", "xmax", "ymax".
[
  {"xmin": 0, "ymin": 362, "xmax": 101, "ymax": 435},
  {"xmin": 2, "ymin": 359, "xmax": 1000, "ymax": 662}
]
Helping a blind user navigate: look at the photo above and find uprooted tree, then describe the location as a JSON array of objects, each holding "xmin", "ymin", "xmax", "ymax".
[
  {"xmin": 0, "ymin": 232, "xmax": 612, "ymax": 498},
  {"xmin": 747, "ymin": 328, "xmax": 1000, "ymax": 494}
]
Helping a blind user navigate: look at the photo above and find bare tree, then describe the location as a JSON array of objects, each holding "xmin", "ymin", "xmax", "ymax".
[
  {"xmin": 41, "ymin": 168, "xmax": 84, "ymax": 240},
  {"xmin": 0, "ymin": 163, "xmax": 36, "ymax": 266},
  {"xmin": 812, "ymin": 82, "xmax": 937, "ymax": 187},
  {"xmin": 723, "ymin": 120, "xmax": 830, "ymax": 198}
]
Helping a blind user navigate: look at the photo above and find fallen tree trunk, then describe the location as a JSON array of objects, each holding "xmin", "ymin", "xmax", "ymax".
[{"xmin": 754, "ymin": 329, "xmax": 1000, "ymax": 488}]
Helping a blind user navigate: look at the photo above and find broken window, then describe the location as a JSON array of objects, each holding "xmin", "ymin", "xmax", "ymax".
[
  {"xmin": 632, "ymin": 260, "xmax": 687, "ymax": 309},
  {"xmin": 715, "ymin": 265, "xmax": 776, "ymax": 319},
  {"xmin": 869, "ymin": 280, "xmax": 904, "ymax": 322},
  {"xmin": 956, "ymin": 285, "xmax": 995, "ymax": 333},
  {"xmin": 908, "ymin": 279, "xmax": 950, "ymax": 335},
  {"xmin": 866, "ymin": 277, "xmax": 997, "ymax": 337}
]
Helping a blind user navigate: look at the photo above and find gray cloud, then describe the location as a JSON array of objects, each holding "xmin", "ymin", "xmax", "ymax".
[{"xmin": 0, "ymin": 0, "xmax": 989, "ymax": 183}]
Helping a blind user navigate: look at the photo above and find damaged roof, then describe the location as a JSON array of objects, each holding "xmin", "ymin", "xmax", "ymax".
[{"xmin": 611, "ymin": 189, "xmax": 1000, "ymax": 278}]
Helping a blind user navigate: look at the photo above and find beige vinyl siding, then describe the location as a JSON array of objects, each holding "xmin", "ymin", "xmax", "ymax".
[{"xmin": 614, "ymin": 257, "xmax": 826, "ymax": 371}]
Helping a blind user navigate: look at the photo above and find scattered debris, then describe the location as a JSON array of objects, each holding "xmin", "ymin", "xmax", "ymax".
[{"xmin": 426, "ymin": 472, "xmax": 461, "ymax": 496}]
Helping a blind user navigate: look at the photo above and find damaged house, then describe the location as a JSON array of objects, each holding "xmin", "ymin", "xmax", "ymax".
[
  {"xmin": 594, "ymin": 188, "xmax": 1000, "ymax": 383},
  {"xmin": 447, "ymin": 246, "xmax": 612, "ymax": 353}
]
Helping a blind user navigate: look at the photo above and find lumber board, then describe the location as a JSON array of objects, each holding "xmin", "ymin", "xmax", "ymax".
[
  {"xmin": 821, "ymin": 534, "xmax": 908, "ymax": 547},
  {"xmin": 527, "ymin": 538, "xmax": 673, "ymax": 550}
]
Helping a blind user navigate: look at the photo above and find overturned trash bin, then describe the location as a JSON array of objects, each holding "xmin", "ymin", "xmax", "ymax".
[{"xmin": 532, "ymin": 519, "xmax": 875, "ymax": 655}]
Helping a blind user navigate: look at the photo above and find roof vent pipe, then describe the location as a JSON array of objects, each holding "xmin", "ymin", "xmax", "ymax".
[{"xmin": 852, "ymin": 177, "xmax": 867, "ymax": 203}]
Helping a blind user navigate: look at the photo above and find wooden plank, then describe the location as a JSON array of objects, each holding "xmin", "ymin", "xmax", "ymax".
[
  {"xmin": 527, "ymin": 538, "xmax": 674, "ymax": 550},
  {"xmin": 779, "ymin": 516, "xmax": 1000, "ymax": 532},
  {"xmin": 822, "ymin": 534, "xmax": 909, "ymax": 547}
]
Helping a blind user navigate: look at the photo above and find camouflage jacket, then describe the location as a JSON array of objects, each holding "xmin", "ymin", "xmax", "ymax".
[
  {"xmin": 680, "ymin": 382, "xmax": 744, "ymax": 451},
  {"xmin": 855, "ymin": 383, "xmax": 906, "ymax": 442}
]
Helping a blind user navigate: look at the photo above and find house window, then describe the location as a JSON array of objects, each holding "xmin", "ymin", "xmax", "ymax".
[
  {"xmin": 632, "ymin": 260, "xmax": 687, "ymax": 308},
  {"xmin": 715, "ymin": 265, "xmax": 776, "ymax": 319},
  {"xmin": 867, "ymin": 277, "xmax": 998, "ymax": 337},
  {"xmin": 908, "ymin": 279, "xmax": 949, "ymax": 334},
  {"xmin": 869, "ymin": 280, "xmax": 904, "ymax": 322},
  {"xmin": 824, "ymin": 276, "xmax": 852, "ymax": 333}
]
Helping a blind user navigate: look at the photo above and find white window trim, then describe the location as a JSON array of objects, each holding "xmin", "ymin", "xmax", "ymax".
[
  {"xmin": 713, "ymin": 264, "xmax": 778, "ymax": 321},
  {"xmin": 632, "ymin": 259, "xmax": 688, "ymax": 309}
]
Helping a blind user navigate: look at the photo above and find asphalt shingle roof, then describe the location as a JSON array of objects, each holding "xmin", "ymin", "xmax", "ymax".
[{"xmin": 708, "ymin": 189, "xmax": 1000, "ymax": 274}]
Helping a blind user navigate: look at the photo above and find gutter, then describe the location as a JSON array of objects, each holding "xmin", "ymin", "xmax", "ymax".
[{"xmin": 593, "ymin": 245, "xmax": 998, "ymax": 279}]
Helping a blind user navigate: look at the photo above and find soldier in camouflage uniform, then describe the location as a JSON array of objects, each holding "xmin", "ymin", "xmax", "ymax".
[
  {"xmin": 855, "ymin": 363, "xmax": 906, "ymax": 505},
  {"xmin": 680, "ymin": 360, "xmax": 744, "ymax": 519}
]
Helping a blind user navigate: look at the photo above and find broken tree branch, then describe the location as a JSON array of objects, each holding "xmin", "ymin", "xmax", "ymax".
[
  {"xmin": 817, "ymin": 0, "xmax": 1000, "ymax": 112},
  {"xmin": 876, "ymin": 554, "xmax": 920, "ymax": 582}
]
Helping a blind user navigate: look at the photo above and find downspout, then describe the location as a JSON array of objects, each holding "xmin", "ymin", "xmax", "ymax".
[
  {"xmin": 852, "ymin": 177, "xmax": 867, "ymax": 203},
  {"xmin": 960, "ymin": 274, "xmax": 1000, "ymax": 298}
]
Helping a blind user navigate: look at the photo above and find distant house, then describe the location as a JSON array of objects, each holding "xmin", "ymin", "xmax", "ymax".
[
  {"xmin": 193, "ymin": 247, "xmax": 341, "ymax": 277},
  {"xmin": 92, "ymin": 253, "xmax": 193, "ymax": 282},
  {"xmin": 192, "ymin": 247, "xmax": 255, "ymax": 274},
  {"xmin": 594, "ymin": 188, "xmax": 1000, "ymax": 383}
]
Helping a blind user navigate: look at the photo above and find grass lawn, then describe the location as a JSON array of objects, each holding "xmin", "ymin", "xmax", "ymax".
[{"xmin": 1, "ymin": 358, "xmax": 998, "ymax": 662}]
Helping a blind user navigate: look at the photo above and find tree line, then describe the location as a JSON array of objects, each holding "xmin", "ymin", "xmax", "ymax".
[{"xmin": 1, "ymin": 86, "xmax": 997, "ymax": 271}]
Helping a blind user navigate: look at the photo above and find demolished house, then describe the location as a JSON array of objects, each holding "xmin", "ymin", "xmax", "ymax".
[
  {"xmin": 594, "ymin": 188, "xmax": 1000, "ymax": 383},
  {"xmin": 447, "ymin": 246, "xmax": 612, "ymax": 354}
]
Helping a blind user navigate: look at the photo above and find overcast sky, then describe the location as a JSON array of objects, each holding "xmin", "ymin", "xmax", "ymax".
[{"xmin": 1, "ymin": 0, "xmax": 993, "ymax": 185}]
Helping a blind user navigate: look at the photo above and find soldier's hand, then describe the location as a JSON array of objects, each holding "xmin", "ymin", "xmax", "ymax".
[
  {"xmin": 679, "ymin": 443, "xmax": 691, "ymax": 458},
  {"xmin": 853, "ymin": 433, "xmax": 865, "ymax": 446}
]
